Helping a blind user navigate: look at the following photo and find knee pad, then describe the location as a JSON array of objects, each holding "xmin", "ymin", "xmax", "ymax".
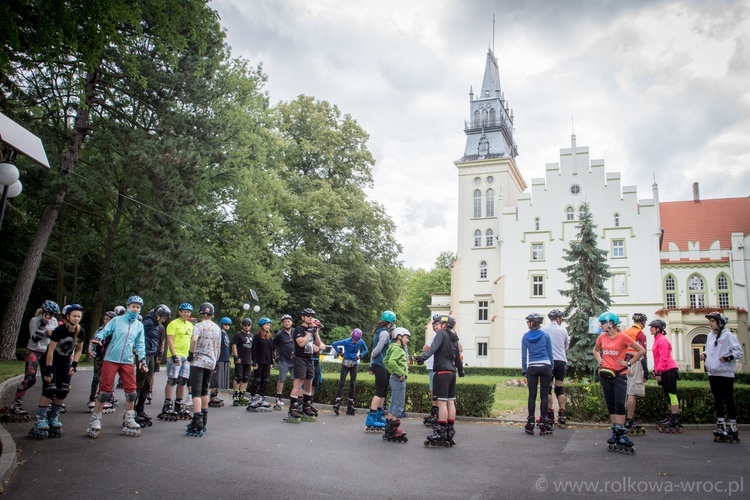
[
  {"xmin": 167, "ymin": 377, "xmax": 178, "ymax": 386},
  {"xmin": 98, "ymin": 391, "xmax": 112, "ymax": 403},
  {"xmin": 55, "ymin": 383, "xmax": 70, "ymax": 401},
  {"xmin": 242, "ymin": 376, "xmax": 250, "ymax": 383},
  {"xmin": 234, "ymin": 376, "xmax": 243, "ymax": 383},
  {"xmin": 125, "ymin": 391, "xmax": 138, "ymax": 402},
  {"xmin": 554, "ymin": 386, "xmax": 564, "ymax": 397},
  {"xmin": 178, "ymin": 377, "xmax": 188, "ymax": 386},
  {"xmin": 41, "ymin": 387, "xmax": 56, "ymax": 399}
]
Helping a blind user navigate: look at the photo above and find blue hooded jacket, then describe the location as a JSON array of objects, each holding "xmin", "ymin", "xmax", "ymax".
[
  {"xmin": 521, "ymin": 329, "xmax": 553, "ymax": 374},
  {"xmin": 95, "ymin": 314, "xmax": 146, "ymax": 365}
]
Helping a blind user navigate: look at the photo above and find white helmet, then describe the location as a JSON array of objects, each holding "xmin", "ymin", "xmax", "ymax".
[{"xmin": 391, "ymin": 327, "xmax": 411, "ymax": 340}]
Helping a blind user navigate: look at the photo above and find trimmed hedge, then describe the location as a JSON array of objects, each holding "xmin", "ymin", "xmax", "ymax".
[
  {"xmin": 566, "ymin": 382, "xmax": 750, "ymax": 423},
  {"xmin": 252, "ymin": 369, "xmax": 496, "ymax": 417},
  {"xmin": 320, "ymin": 361, "xmax": 523, "ymax": 378}
]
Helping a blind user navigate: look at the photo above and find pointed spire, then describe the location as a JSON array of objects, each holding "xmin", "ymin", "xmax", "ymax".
[{"xmin": 480, "ymin": 50, "xmax": 501, "ymax": 100}]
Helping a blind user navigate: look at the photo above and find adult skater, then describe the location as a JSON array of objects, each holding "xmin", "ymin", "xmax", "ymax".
[
  {"xmin": 231, "ymin": 318, "xmax": 255, "ymax": 406},
  {"xmin": 648, "ymin": 319, "xmax": 682, "ymax": 433},
  {"xmin": 623, "ymin": 313, "xmax": 649, "ymax": 435},
  {"xmin": 87, "ymin": 311, "xmax": 116, "ymax": 411},
  {"xmin": 285, "ymin": 308, "xmax": 323, "ymax": 423},
  {"xmin": 209, "ymin": 317, "xmax": 233, "ymax": 407},
  {"xmin": 421, "ymin": 314, "xmax": 441, "ymax": 427},
  {"xmin": 186, "ymin": 303, "xmax": 221, "ymax": 437},
  {"xmin": 701, "ymin": 311, "xmax": 743, "ymax": 443},
  {"xmin": 247, "ymin": 317, "xmax": 275, "ymax": 412},
  {"xmin": 542, "ymin": 308, "xmax": 569, "ymax": 426},
  {"xmin": 158, "ymin": 302, "xmax": 194, "ymax": 421},
  {"xmin": 592, "ymin": 311, "xmax": 646, "ymax": 454},
  {"xmin": 415, "ymin": 315, "xmax": 464, "ymax": 447},
  {"xmin": 331, "ymin": 328, "xmax": 368, "ymax": 415},
  {"xmin": 365, "ymin": 310, "xmax": 396, "ymax": 432},
  {"xmin": 521, "ymin": 313, "xmax": 553, "ymax": 436},
  {"xmin": 135, "ymin": 304, "xmax": 170, "ymax": 426},
  {"xmin": 272, "ymin": 314, "xmax": 295, "ymax": 410}
]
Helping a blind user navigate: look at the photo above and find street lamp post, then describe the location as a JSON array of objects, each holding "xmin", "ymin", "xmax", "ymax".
[{"xmin": 0, "ymin": 150, "xmax": 23, "ymax": 230}]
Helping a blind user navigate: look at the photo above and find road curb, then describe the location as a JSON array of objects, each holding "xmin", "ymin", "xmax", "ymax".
[{"xmin": 0, "ymin": 375, "xmax": 23, "ymax": 488}]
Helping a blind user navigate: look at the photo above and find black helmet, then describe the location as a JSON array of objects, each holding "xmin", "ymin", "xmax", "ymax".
[
  {"xmin": 241, "ymin": 318, "xmax": 253, "ymax": 327},
  {"xmin": 281, "ymin": 314, "xmax": 293, "ymax": 321},
  {"xmin": 632, "ymin": 313, "xmax": 647, "ymax": 325},
  {"xmin": 648, "ymin": 319, "xmax": 666, "ymax": 332},
  {"xmin": 300, "ymin": 308, "xmax": 315, "ymax": 316},
  {"xmin": 198, "ymin": 302, "xmax": 215, "ymax": 316},
  {"xmin": 525, "ymin": 313, "xmax": 544, "ymax": 326},
  {"xmin": 432, "ymin": 313, "xmax": 442, "ymax": 322},
  {"xmin": 547, "ymin": 309, "xmax": 564, "ymax": 320},
  {"xmin": 437, "ymin": 315, "xmax": 456, "ymax": 328},
  {"xmin": 154, "ymin": 304, "xmax": 171, "ymax": 319},
  {"xmin": 705, "ymin": 311, "xmax": 727, "ymax": 328}
]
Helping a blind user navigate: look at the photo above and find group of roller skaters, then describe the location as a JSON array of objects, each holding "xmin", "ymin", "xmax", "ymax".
[{"xmin": 521, "ymin": 308, "xmax": 743, "ymax": 456}]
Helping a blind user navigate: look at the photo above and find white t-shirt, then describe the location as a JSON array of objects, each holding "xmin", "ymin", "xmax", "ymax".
[
  {"xmin": 424, "ymin": 333, "xmax": 435, "ymax": 371},
  {"xmin": 542, "ymin": 322, "xmax": 569, "ymax": 363}
]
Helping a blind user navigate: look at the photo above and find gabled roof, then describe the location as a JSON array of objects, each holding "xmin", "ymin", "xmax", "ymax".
[{"xmin": 660, "ymin": 197, "xmax": 750, "ymax": 251}]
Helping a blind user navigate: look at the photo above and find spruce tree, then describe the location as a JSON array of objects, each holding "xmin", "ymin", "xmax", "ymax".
[{"xmin": 558, "ymin": 203, "xmax": 611, "ymax": 379}]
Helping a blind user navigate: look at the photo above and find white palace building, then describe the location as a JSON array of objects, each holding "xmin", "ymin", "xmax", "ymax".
[{"xmin": 431, "ymin": 49, "xmax": 749, "ymax": 372}]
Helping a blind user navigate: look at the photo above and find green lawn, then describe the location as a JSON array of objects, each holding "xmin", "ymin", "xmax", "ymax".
[{"xmin": 0, "ymin": 360, "xmax": 25, "ymax": 384}]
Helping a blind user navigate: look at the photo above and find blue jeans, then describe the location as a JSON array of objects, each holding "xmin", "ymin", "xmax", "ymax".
[{"xmin": 388, "ymin": 374, "xmax": 405, "ymax": 417}]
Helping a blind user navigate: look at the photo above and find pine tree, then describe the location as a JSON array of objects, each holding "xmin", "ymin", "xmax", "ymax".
[{"xmin": 558, "ymin": 203, "xmax": 611, "ymax": 378}]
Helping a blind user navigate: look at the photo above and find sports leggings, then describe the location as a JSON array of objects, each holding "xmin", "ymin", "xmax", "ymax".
[
  {"xmin": 336, "ymin": 363, "xmax": 358, "ymax": 399},
  {"xmin": 526, "ymin": 365, "xmax": 552, "ymax": 417},
  {"xmin": 709, "ymin": 375, "xmax": 736, "ymax": 419}
]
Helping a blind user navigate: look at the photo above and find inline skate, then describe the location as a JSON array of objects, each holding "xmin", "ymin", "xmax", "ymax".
[
  {"xmin": 423, "ymin": 405, "xmax": 439, "ymax": 427},
  {"xmin": 625, "ymin": 418, "xmax": 647, "ymax": 436},
  {"xmin": 538, "ymin": 416, "xmax": 553, "ymax": 436},
  {"xmin": 2, "ymin": 400, "xmax": 31, "ymax": 422},
  {"xmin": 365, "ymin": 410, "xmax": 386, "ymax": 432},
  {"xmin": 656, "ymin": 413, "xmax": 683, "ymax": 434},
  {"xmin": 135, "ymin": 410, "xmax": 153, "ymax": 427},
  {"xmin": 102, "ymin": 395, "xmax": 116, "ymax": 415},
  {"xmin": 546, "ymin": 409, "xmax": 555, "ymax": 428},
  {"xmin": 186, "ymin": 413, "xmax": 204, "ymax": 437},
  {"xmin": 284, "ymin": 401, "xmax": 302, "ymax": 424},
  {"xmin": 122, "ymin": 409, "xmax": 142, "ymax": 437},
  {"xmin": 29, "ymin": 413, "xmax": 50, "ymax": 439},
  {"xmin": 607, "ymin": 424, "xmax": 635, "ymax": 454},
  {"xmin": 237, "ymin": 392, "xmax": 250, "ymax": 407},
  {"xmin": 301, "ymin": 402, "xmax": 317, "ymax": 422},
  {"xmin": 146, "ymin": 390, "xmax": 153, "ymax": 405},
  {"xmin": 87, "ymin": 399, "xmax": 96, "ymax": 412},
  {"xmin": 346, "ymin": 399, "xmax": 356, "ymax": 416},
  {"xmin": 47, "ymin": 409, "xmax": 63, "ymax": 438},
  {"xmin": 446, "ymin": 423, "xmax": 456, "ymax": 446},
  {"xmin": 201, "ymin": 409, "xmax": 208, "ymax": 432},
  {"xmin": 175, "ymin": 400, "xmax": 192, "ymax": 420},
  {"xmin": 714, "ymin": 419, "xmax": 740, "ymax": 443},
  {"xmin": 85, "ymin": 412, "xmax": 102, "ymax": 439},
  {"xmin": 424, "ymin": 424, "xmax": 451, "ymax": 447},
  {"xmin": 382, "ymin": 418, "xmax": 408, "ymax": 443},
  {"xmin": 273, "ymin": 397, "xmax": 284, "ymax": 411},
  {"xmin": 524, "ymin": 415, "xmax": 535, "ymax": 435},
  {"xmin": 332, "ymin": 397, "xmax": 341, "ymax": 416},
  {"xmin": 557, "ymin": 409, "xmax": 567, "ymax": 427},
  {"xmin": 157, "ymin": 399, "xmax": 178, "ymax": 421},
  {"xmin": 208, "ymin": 391, "xmax": 224, "ymax": 408}
]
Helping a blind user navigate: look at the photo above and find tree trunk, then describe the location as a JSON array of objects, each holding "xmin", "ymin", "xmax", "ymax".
[
  {"xmin": 0, "ymin": 69, "xmax": 98, "ymax": 360},
  {"xmin": 90, "ymin": 190, "xmax": 125, "ymax": 336}
]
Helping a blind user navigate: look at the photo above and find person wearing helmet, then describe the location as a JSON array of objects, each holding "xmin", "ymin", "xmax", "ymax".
[
  {"xmin": 28, "ymin": 303, "xmax": 86, "ymax": 438},
  {"xmin": 7, "ymin": 300, "xmax": 60, "ymax": 422},
  {"xmin": 208, "ymin": 317, "xmax": 233, "ymax": 407},
  {"xmin": 521, "ymin": 313, "xmax": 554, "ymax": 436},
  {"xmin": 700, "ymin": 311, "xmax": 743, "ymax": 443},
  {"xmin": 331, "ymin": 328, "xmax": 369, "ymax": 415},
  {"xmin": 159, "ymin": 302, "xmax": 194, "ymax": 422},
  {"xmin": 420, "ymin": 314, "xmax": 443, "ymax": 428},
  {"xmin": 542, "ymin": 308, "xmax": 569, "ymax": 426},
  {"xmin": 382, "ymin": 327, "xmax": 411, "ymax": 442},
  {"xmin": 648, "ymin": 319, "xmax": 682, "ymax": 433},
  {"xmin": 134, "ymin": 304, "xmax": 171, "ymax": 426},
  {"xmin": 416, "ymin": 314, "xmax": 464, "ymax": 446},
  {"xmin": 284, "ymin": 308, "xmax": 324, "ymax": 423},
  {"xmin": 86, "ymin": 297, "xmax": 147, "ymax": 438},
  {"xmin": 593, "ymin": 311, "xmax": 646, "ymax": 454},
  {"xmin": 114, "ymin": 305, "xmax": 126, "ymax": 316},
  {"xmin": 185, "ymin": 302, "xmax": 221, "ymax": 437},
  {"xmin": 247, "ymin": 318, "xmax": 275, "ymax": 412},
  {"xmin": 87, "ymin": 311, "xmax": 117, "ymax": 411},
  {"xmin": 623, "ymin": 313, "xmax": 649, "ymax": 436},
  {"xmin": 231, "ymin": 317, "xmax": 256, "ymax": 406},
  {"xmin": 271, "ymin": 314, "xmax": 295, "ymax": 410},
  {"xmin": 364, "ymin": 310, "xmax": 397, "ymax": 431}
]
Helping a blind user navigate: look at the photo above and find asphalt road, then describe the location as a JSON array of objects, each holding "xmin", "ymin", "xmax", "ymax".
[{"xmin": 1, "ymin": 370, "xmax": 748, "ymax": 499}]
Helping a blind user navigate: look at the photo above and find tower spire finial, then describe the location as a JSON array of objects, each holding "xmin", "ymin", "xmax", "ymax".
[{"xmin": 492, "ymin": 14, "xmax": 496, "ymax": 55}]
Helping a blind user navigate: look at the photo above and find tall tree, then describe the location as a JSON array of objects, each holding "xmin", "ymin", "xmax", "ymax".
[
  {"xmin": 558, "ymin": 203, "xmax": 611, "ymax": 378},
  {"xmin": 0, "ymin": 0, "xmax": 223, "ymax": 358}
]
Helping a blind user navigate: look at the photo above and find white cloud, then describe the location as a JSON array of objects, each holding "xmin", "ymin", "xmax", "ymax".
[{"xmin": 214, "ymin": 0, "xmax": 750, "ymax": 270}]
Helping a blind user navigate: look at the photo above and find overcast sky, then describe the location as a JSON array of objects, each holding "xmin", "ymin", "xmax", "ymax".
[{"xmin": 213, "ymin": 0, "xmax": 750, "ymax": 270}]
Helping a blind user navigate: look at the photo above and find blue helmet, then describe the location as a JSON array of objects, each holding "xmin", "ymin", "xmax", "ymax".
[
  {"xmin": 65, "ymin": 303, "xmax": 84, "ymax": 315},
  {"xmin": 258, "ymin": 317, "xmax": 272, "ymax": 326},
  {"xmin": 126, "ymin": 295, "xmax": 144, "ymax": 306},
  {"xmin": 179, "ymin": 302, "xmax": 194, "ymax": 312},
  {"xmin": 42, "ymin": 300, "xmax": 60, "ymax": 314},
  {"xmin": 220, "ymin": 317, "xmax": 233, "ymax": 325},
  {"xmin": 598, "ymin": 311, "xmax": 620, "ymax": 325},
  {"xmin": 381, "ymin": 310, "xmax": 397, "ymax": 323}
]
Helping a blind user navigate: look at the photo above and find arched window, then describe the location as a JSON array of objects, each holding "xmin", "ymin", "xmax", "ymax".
[
  {"xmin": 717, "ymin": 273, "xmax": 730, "ymax": 308},
  {"xmin": 479, "ymin": 260, "xmax": 487, "ymax": 279},
  {"xmin": 489, "ymin": 107, "xmax": 496, "ymax": 126},
  {"xmin": 474, "ymin": 229, "xmax": 482, "ymax": 247},
  {"xmin": 482, "ymin": 109, "xmax": 488, "ymax": 127},
  {"xmin": 579, "ymin": 205, "xmax": 587, "ymax": 219},
  {"xmin": 478, "ymin": 136, "xmax": 489, "ymax": 156},
  {"xmin": 665, "ymin": 275, "xmax": 677, "ymax": 308},
  {"xmin": 534, "ymin": 217, "xmax": 540, "ymax": 231},
  {"xmin": 473, "ymin": 110, "xmax": 480, "ymax": 128},
  {"xmin": 565, "ymin": 206, "xmax": 574, "ymax": 221},
  {"xmin": 688, "ymin": 274, "xmax": 705, "ymax": 308},
  {"xmin": 614, "ymin": 213, "xmax": 620, "ymax": 227},
  {"xmin": 486, "ymin": 188, "xmax": 495, "ymax": 216},
  {"xmin": 486, "ymin": 229, "xmax": 494, "ymax": 246},
  {"xmin": 473, "ymin": 190, "xmax": 482, "ymax": 217}
]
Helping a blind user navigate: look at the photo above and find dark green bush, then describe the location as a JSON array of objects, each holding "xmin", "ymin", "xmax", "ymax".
[{"xmin": 566, "ymin": 382, "xmax": 750, "ymax": 423}]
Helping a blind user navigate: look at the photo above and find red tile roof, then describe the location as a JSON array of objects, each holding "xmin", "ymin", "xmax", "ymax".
[{"xmin": 660, "ymin": 197, "xmax": 750, "ymax": 251}]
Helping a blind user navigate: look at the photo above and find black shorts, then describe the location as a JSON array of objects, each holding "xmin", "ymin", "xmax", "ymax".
[
  {"xmin": 660, "ymin": 368, "xmax": 678, "ymax": 394},
  {"xmin": 293, "ymin": 356, "xmax": 315, "ymax": 381},
  {"xmin": 433, "ymin": 371, "xmax": 457, "ymax": 401},
  {"xmin": 189, "ymin": 367, "xmax": 212, "ymax": 397},
  {"xmin": 371, "ymin": 363, "xmax": 388, "ymax": 398},
  {"xmin": 234, "ymin": 363, "xmax": 253, "ymax": 381},
  {"xmin": 551, "ymin": 360, "xmax": 566, "ymax": 383}
]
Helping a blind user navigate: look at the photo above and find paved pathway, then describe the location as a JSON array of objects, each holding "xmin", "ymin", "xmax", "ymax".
[{"xmin": 1, "ymin": 370, "xmax": 748, "ymax": 499}]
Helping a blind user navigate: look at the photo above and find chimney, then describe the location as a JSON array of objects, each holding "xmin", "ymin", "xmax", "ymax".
[{"xmin": 693, "ymin": 182, "xmax": 700, "ymax": 203}]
